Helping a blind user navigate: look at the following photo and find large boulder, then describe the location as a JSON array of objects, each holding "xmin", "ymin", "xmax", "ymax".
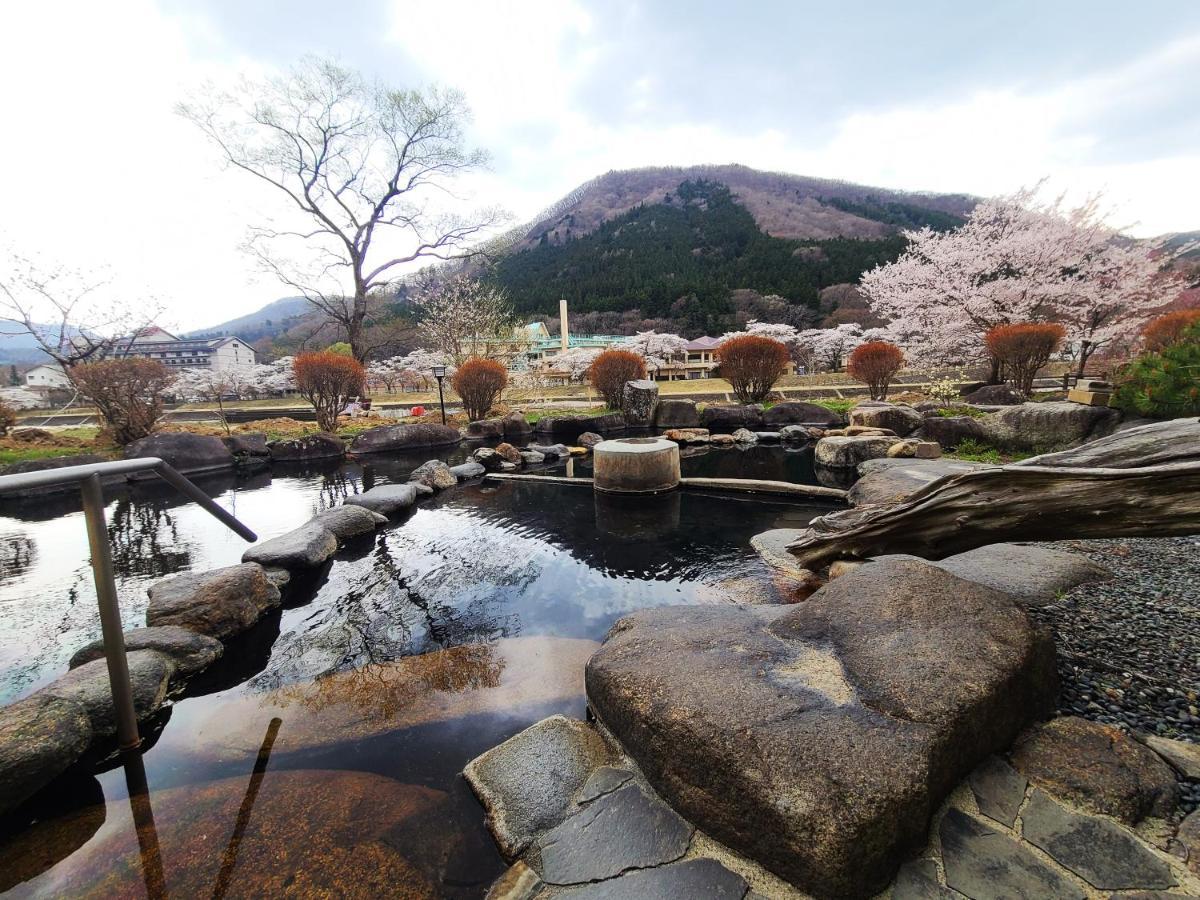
[
  {"xmin": 221, "ymin": 432, "xmax": 270, "ymax": 459},
  {"xmin": 449, "ymin": 460, "xmax": 486, "ymax": 481},
  {"xmin": 962, "ymin": 384, "xmax": 1024, "ymax": 405},
  {"xmin": 343, "ymin": 483, "xmax": 421, "ymax": 515},
  {"xmin": 465, "ymin": 419, "xmax": 505, "ymax": 440},
  {"xmin": 350, "ymin": 423, "xmax": 462, "ymax": 454},
  {"xmin": 124, "ymin": 432, "xmax": 234, "ymax": 474},
  {"xmin": 147, "ymin": 562, "xmax": 282, "ymax": 639},
  {"xmin": 981, "ymin": 401, "xmax": 1122, "ymax": 451},
  {"xmin": 267, "ymin": 432, "xmax": 345, "ymax": 462},
  {"xmin": 1014, "ymin": 417, "xmax": 1200, "ymax": 469},
  {"xmin": 310, "ymin": 505, "xmax": 387, "ymax": 540},
  {"xmin": 69, "ymin": 625, "xmax": 223, "ymax": 676},
  {"xmin": 700, "ymin": 404, "xmax": 763, "ymax": 431},
  {"xmin": 848, "ymin": 457, "xmax": 995, "ymax": 507},
  {"xmin": 620, "ymin": 379, "xmax": 659, "ymax": 427},
  {"xmin": 502, "ymin": 411, "xmax": 533, "ymax": 439},
  {"xmin": 814, "ymin": 435, "xmax": 898, "ymax": 468},
  {"xmin": 533, "ymin": 413, "xmax": 625, "ymax": 442},
  {"xmin": 40, "ymin": 650, "xmax": 175, "ymax": 739},
  {"xmin": 918, "ymin": 414, "xmax": 989, "ymax": 449},
  {"xmin": 653, "ymin": 398, "xmax": 699, "ymax": 429},
  {"xmin": 849, "ymin": 402, "xmax": 924, "ymax": 436},
  {"xmin": 408, "ymin": 459, "xmax": 457, "ymax": 491},
  {"xmin": 763, "ymin": 401, "xmax": 844, "ymax": 428},
  {"xmin": 585, "ymin": 559, "xmax": 1057, "ymax": 897},
  {"xmin": 0, "ymin": 693, "xmax": 91, "ymax": 815}
]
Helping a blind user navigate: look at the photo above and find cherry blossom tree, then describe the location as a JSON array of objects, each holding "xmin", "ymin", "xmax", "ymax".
[
  {"xmin": 622, "ymin": 331, "xmax": 689, "ymax": 375},
  {"xmin": 413, "ymin": 275, "xmax": 516, "ymax": 365},
  {"xmin": 541, "ymin": 346, "xmax": 599, "ymax": 382},
  {"xmin": 173, "ymin": 367, "xmax": 259, "ymax": 434},
  {"xmin": 795, "ymin": 324, "xmax": 888, "ymax": 372},
  {"xmin": 861, "ymin": 186, "xmax": 1192, "ymax": 378}
]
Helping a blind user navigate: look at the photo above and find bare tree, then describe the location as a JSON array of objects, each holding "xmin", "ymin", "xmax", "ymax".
[
  {"xmin": 0, "ymin": 251, "xmax": 163, "ymax": 370},
  {"xmin": 178, "ymin": 57, "xmax": 507, "ymax": 362},
  {"xmin": 413, "ymin": 273, "xmax": 516, "ymax": 364}
]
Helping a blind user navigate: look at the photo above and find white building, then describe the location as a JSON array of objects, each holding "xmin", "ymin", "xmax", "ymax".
[
  {"xmin": 24, "ymin": 364, "xmax": 71, "ymax": 391},
  {"xmin": 113, "ymin": 326, "xmax": 257, "ymax": 372}
]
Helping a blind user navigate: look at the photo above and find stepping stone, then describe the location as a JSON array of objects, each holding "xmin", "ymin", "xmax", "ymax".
[
  {"xmin": 449, "ymin": 460, "xmax": 486, "ymax": 480},
  {"xmin": 69, "ymin": 626, "xmax": 222, "ymax": 676},
  {"xmin": 310, "ymin": 505, "xmax": 387, "ymax": 540},
  {"xmin": 940, "ymin": 808, "xmax": 1085, "ymax": 900},
  {"xmin": 1020, "ymin": 789, "xmax": 1176, "ymax": 890},
  {"xmin": 463, "ymin": 715, "xmax": 615, "ymax": 859},
  {"xmin": 241, "ymin": 521, "xmax": 338, "ymax": 570},
  {"xmin": 1011, "ymin": 716, "xmax": 1178, "ymax": 824},
  {"xmin": 0, "ymin": 693, "xmax": 91, "ymax": 815},
  {"xmin": 550, "ymin": 858, "xmax": 748, "ymax": 899},
  {"xmin": 969, "ymin": 756, "xmax": 1027, "ymax": 827},
  {"xmin": 586, "ymin": 559, "xmax": 1058, "ymax": 897},
  {"xmin": 536, "ymin": 784, "xmax": 693, "ymax": 885},
  {"xmin": 343, "ymin": 483, "xmax": 421, "ymax": 515},
  {"xmin": 892, "ymin": 859, "xmax": 957, "ymax": 900},
  {"xmin": 147, "ymin": 562, "xmax": 282, "ymax": 640}
]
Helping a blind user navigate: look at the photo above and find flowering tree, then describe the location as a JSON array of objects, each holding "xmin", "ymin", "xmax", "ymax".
[
  {"xmin": 796, "ymin": 324, "xmax": 889, "ymax": 372},
  {"xmin": 622, "ymin": 331, "xmax": 689, "ymax": 375},
  {"xmin": 173, "ymin": 367, "xmax": 260, "ymax": 434},
  {"xmin": 544, "ymin": 346, "xmax": 600, "ymax": 382},
  {"xmin": 414, "ymin": 275, "xmax": 515, "ymax": 364},
  {"xmin": 0, "ymin": 387, "xmax": 44, "ymax": 410},
  {"xmin": 861, "ymin": 187, "xmax": 1191, "ymax": 379}
]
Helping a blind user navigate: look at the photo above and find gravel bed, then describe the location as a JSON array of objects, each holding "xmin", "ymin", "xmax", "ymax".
[{"xmin": 1029, "ymin": 536, "xmax": 1200, "ymax": 814}]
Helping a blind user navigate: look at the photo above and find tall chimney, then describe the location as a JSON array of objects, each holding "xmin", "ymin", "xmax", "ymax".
[{"xmin": 559, "ymin": 298, "xmax": 569, "ymax": 352}]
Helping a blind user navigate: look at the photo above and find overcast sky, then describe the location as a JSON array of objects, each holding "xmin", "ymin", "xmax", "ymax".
[{"xmin": 2, "ymin": 0, "xmax": 1198, "ymax": 331}]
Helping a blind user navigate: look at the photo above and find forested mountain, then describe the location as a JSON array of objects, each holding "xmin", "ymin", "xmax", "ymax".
[{"xmin": 486, "ymin": 178, "xmax": 956, "ymax": 334}]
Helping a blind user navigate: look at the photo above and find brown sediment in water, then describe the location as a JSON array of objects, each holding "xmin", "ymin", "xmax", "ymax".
[
  {"xmin": 166, "ymin": 636, "xmax": 599, "ymax": 760},
  {"xmin": 13, "ymin": 770, "xmax": 449, "ymax": 898}
]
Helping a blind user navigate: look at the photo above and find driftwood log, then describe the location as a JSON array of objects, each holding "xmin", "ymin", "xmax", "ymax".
[{"xmin": 788, "ymin": 418, "xmax": 1200, "ymax": 570}]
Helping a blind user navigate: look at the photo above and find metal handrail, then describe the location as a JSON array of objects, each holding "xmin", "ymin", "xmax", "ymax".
[{"xmin": 0, "ymin": 457, "xmax": 257, "ymax": 749}]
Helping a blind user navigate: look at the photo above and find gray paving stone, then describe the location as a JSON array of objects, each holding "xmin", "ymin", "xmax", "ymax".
[
  {"xmin": 969, "ymin": 756, "xmax": 1027, "ymax": 827},
  {"xmin": 1020, "ymin": 789, "xmax": 1176, "ymax": 891},
  {"xmin": 536, "ymin": 784, "xmax": 694, "ymax": 885},
  {"xmin": 548, "ymin": 858, "xmax": 747, "ymax": 899},
  {"xmin": 940, "ymin": 808, "xmax": 1085, "ymax": 900},
  {"xmin": 892, "ymin": 858, "xmax": 957, "ymax": 900},
  {"xmin": 1144, "ymin": 736, "xmax": 1200, "ymax": 779}
]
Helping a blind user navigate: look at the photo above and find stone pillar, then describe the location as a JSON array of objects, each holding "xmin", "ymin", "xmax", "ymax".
[
  {"xmin": 620, "ymin": 379, "xmax": 659, "ymax": 427},
  {"xmin": 593, "ymin": 438, "xmax": 680, "ymax": 494}
]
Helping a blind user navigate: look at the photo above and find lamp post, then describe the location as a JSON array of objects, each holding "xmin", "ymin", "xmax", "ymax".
[{"xmin": 431, "ymin": 364, "xmax": 448, "ymax": 425}]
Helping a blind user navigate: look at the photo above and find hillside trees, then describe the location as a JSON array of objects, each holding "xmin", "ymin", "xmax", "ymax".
[
  {"xmin": 179, "ymin": 57, "xmax": 505, "ymax": 362},
  {"xmin": 861, "ymin": 187, "xmax": 1190, "ymax": 379}
]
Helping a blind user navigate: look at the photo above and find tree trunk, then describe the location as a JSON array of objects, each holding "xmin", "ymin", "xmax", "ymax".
[
  {"xmin": 987, "ymin": 355, "xmax": 1003, "ymax": 385},
  {"xmin": 1074, "ymin": 340, "xmax": 1094, "ymax": 378},
  {"xmin": 786, "ymin": 462, "xmax": 1200, "ymax": 571}
]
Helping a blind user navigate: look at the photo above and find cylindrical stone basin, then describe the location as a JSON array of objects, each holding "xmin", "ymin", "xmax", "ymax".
[{"xmin": 592, "ymin": 437, "xmax": 680, "ymax": 494}]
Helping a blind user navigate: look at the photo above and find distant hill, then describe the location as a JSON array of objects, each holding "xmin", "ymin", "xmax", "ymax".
[
  {"xmin": 186, "ymin": 296, "xmax": 313, "ymax": 343},
  {"xmin": 486, "ymin": 173, "xmax": 969, "ymax": 334}
]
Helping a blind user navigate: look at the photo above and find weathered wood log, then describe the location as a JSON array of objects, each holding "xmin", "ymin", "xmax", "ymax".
[{"xmin": 786, "ymin": 461, "xmax": 1200, "ymax": 570}]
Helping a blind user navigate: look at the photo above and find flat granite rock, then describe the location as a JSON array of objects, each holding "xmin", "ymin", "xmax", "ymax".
[
  {"xmin": 343, "ymin": 483, "xmax": 421, "ymax": 515},
  {"xmin": 585, "ymin": 558, "xmax": 1058, "ymax": 897},
  {"xmin": 147, "ymin": 562, "xmax": 282, "ymax": 640},
  {"xmin": 69, "ymin": 625, "xmax": 223, "ymax": 676},
  {"xmin": 847, "ymin": 457, "xmax": 994, "ymax": 507},
  {"xmin": 969, "ymin": 755, "xmax": 1028, "ymax": 827},
  {"xmin": 1010, "ymin": 716, "xmax": 1179, "ymax": 824},
  {"xmin": 535, "ymin": 784, "xmax": 694, "ymax": 885},
  {"xmin": 867, "ymin": 543, "xmax": 1110, "ymax": 606},
  {"xmin": 1144, "ymin": 735, "xmax": 1200, "ymax": 780},
  {"xmin": 940, "ymin": 808, "xmax": 1085, "ymax": 900},
  {"xmin": 310, "ymin": 505, "xmax": 387, "ymax": 540},
  {"xmin": 547, "ymin": 858, "xmax": 748, "ymax": 899},
  {"xmin": 748, "ymin": 528, "xmax": 817, "ymax": 583},
  {"xmin": 1020, "ymin": 789, "xmax": 1176, "ymax": 890},
  {"xmin": 40, "ymin": 650, "xmax": 175, "ymax": 738},
  {"xmin": 575, "ymin": 766, "xmax": 632, "ymax": 804},
  {"xmin": 450, "ymin": 460, "xmax": 487, "ymax": 480},
  {"xmin": 464, "ymin": 715, "xmax": 616, "ymax": 860},
  {"xmin": 241, "ymin": 521, "xmax": 338, "ymax": 570},
  {"xmin": 0, "ymin": 693, "xmax": 92, "ymax": 815}
]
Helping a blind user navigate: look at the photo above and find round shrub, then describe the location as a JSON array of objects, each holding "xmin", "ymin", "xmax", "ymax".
[
  {"xmin": 984, "ymin": 322, "xmax": 1065, "ymax": 396},
  {"xmin": 70, "ymin": 358, "xmax": 174, "ymax": 445},
  {"xmin": 588, "ymin": 350, "xmax": 646, "ymax": 410},
  {"xmin": 452, "ymin": 357, "xmax": 508, "ymax": 421},
  {"xmin": 1141, "ymin": 309, "xmax": 1200, "ymax": 352},
  {"xmin": 293, "ymin": 351, "xmax": 366, "ymax": 432},
  {"xmin": 847, "ymin": 341, "xmax": 905, "ymax": 400},
  {"xmin": 716, "ymin": 335, "xmax": 789, "ymax": 404}
]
